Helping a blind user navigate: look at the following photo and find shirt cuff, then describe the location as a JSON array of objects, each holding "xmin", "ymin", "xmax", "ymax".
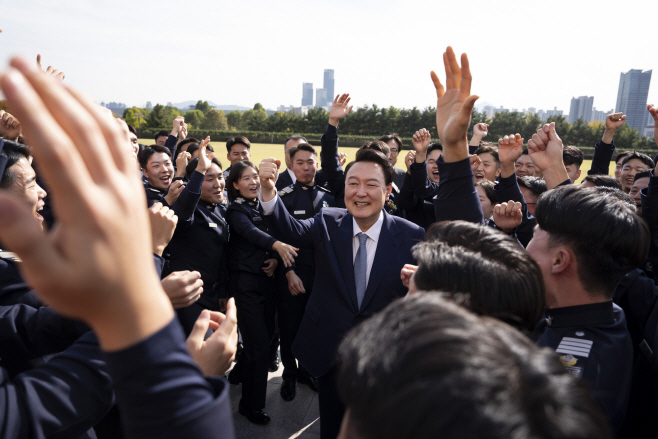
[{"xmin": 259, "ymin": 192, "xmax": 279, "ymax": 215}]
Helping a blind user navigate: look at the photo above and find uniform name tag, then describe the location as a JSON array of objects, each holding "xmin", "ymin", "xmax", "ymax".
[
  {"xmin": 208, "ymin": 223, "xmax": 217, "ymax": 228},
  {"xmin": 294, "ymin": 210, "xmax": 306, "ymax": 215}
]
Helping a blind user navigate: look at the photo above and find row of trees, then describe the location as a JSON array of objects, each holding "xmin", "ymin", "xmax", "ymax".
[{"xmin": 121, "ymin": 100, "xmax": 655, "ymax": 150}]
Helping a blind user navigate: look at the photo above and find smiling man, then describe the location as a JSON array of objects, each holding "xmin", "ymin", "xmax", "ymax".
[
  {"xmin": 0, "ymin": 139, "xmax": 46, "ymax": 228},
  {"xmin": 473, "ymin": 144, "xmax": 500, "ymax": 183},
  {"xmin": 620, "ymin": 152, "xmax": 654, "ymax": 193},
  {"xmin": 258, "ymin": 143, "xmax": 424, "ymax": 438},
  {"xmin": 139, "ymin": 145, "xmax": 175, "ymax": 207}
]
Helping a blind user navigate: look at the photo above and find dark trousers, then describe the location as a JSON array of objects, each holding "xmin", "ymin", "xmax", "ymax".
[
  {"xmin": 232, "ymin": 270, "xmax": 276, "ymax": 410},
  {"xmin": 277, "ymin": 268, "xmax": 315, "ymax": 381},
  {"xmin": 318, "ymin": 367, "xmax": 345, "ymax": 439}
]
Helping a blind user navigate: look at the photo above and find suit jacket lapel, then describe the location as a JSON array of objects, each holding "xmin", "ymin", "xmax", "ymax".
[
  {"xmin": 331, "ymin": 213, "xmax": 359, "ymax": 311},
  {"xmin": 360, "ymin": 211, "xmax": 401, "ymax": 311}
]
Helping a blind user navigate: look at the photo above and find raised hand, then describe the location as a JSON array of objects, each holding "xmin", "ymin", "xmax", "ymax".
[
  {"xmin": 400, "ymin": 264, "xmax": 418, "ymax": 289},
  {"xmin": 0, "ymin": 109, "xmax": 21, "ymax": 140},
  {"xmin": 338, "ymin": 151, "xmax": 348, "ymax": 166},
  {"xmin": 412, "ymin": 128, "xmax": 432, "ymax": 163},
  {"xmin": 175, "ymin": 151, "xmax": 191, "ymax": 178},
  {"xmin": 469, "ymin": 154, "xmax": 481, "ymax": 174},
  {"xmin": 258, "ymin": 157, "xmax": 280, "ymax": 202},
  {"xmin": 163, "ymin": 180, "xmax": 185, "ymax": 206},
  {"xmin": 648, "ymin": 105, "xmax": 658, "ymax": 148},
  {"xmin": 161, "ymin": 270, "xmax": 203, "ymax": 309},
  {"xmin": 498, "ymin": 133, "xmax": 523, "ymax": 178},
  {"xmin": 179, "ymin": 122, "xmax": 188, "ymax": 140},
  {"xmin": 36, "ymin": 54, "xmax": 65, "ymax": 80},
  {"xmin": 473, "ymin": 123, "xmax": 488, "ymax": 138},
  {"xmin": 171, "ymin": 116, "xmax": 185, "ymax": 137},
  {"xmin": 195, "ymin": 136, "xmax": 214, "ymax": 174},
  {"xmin": 149, "ymin": 202, "xmax": 178, "ymax": 256},
  {"xmin": 186, "ymin": 299, "xmax": 238, "ymax": 376},
  {"xmin": 602, "ymin": 112, "xmax": 626, "ymax": 144},
  {"xmin": 493, "ymin": 200, "xmax": 523, "ymax": 233},
  {"xmin": 430, "ymin": 47, "xmax": 479, "ymax": 162},
  {"xmin": 0, "ymin": 56, "xmax": 173, "ymax": 350},
  {"xmin": 328, "ymin": 93, "xmax": 353, "ymax": 127},
  {"xmin": 405, "ymin": 150, "xmax": 416, "ymax": 172},
  {"xmin": 527, "ymin": 122, "xmax": 569, "ymax": 189}
]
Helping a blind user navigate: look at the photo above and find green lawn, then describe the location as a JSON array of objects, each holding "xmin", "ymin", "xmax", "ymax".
[{"xmin": 140, "ymin": 139, "xmax": 611, "ymax": 183}]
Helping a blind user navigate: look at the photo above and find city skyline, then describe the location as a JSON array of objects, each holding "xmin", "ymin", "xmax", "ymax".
[{"xmin": 616, "ymin": 69, "xmax": 653, "ymax": 132}]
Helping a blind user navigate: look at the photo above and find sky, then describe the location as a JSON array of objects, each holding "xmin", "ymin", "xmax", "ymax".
[{"xmin": 1, "ymin": 0, "xmax": 655, "ymax": 115}]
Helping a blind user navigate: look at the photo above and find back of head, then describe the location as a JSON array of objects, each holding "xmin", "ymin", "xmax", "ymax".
[
  {"xmin": 358, "ymin": 140, "xmax": 391, "ymax": 159},
  {"xmin": 583, "ymin": 174, "xmax": 622, "ymax": 190},
  {"xmin": 0, "ymin": 139, "xmax": 31, "ymax": 189},
  {"xmin": 535, "ymin": 185, "xmax": 649, "ymax": 296},
  {"xmin": 337, "ymin": 293, "xmax": 612, "ymax": 439},
  {"xmin": 518, "ymin": 176, "xmax": 548, "ymax": 196},
  {"xmin": 226, "ymin": 135, "xmax": 251, "ymax": 154},
  {"xmin": 562, "ymin": 145, "xmax": 584, "ymax": 168},
  {"xmin": 417, "ymin": 221, "xmax": 545, "ymax": 332},
  {"xmin": 345, "ymin": 148, "xmax": 394, "ymax": 186}
]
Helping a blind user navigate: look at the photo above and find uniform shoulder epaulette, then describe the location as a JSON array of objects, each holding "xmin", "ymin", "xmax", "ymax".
[
  {"xmin": 147, "ymin": 187, "xmax": 161, "ymax": 193},
  {"xmin": 317, "ymin": 185, "xmax": 332, "ymax": 194},
  {"xmin": 234, "ymin": 197, "xmax": 245, "ymax": 204},
  {"xmin": 279, "ymin": 184, "xmax": 295, "ymax": 197}
]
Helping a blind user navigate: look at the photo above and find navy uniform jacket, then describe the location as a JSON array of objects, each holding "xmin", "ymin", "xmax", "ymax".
[
  {"xmin": 263, "ymin": 198, "xmax": 425, "ymax": 377},
  {"xmin": 397, "ymin": 172, "xmax": 435, "ymax": 230},
  {"xmin": 588, "ymin": 139, "xmax": 616, "ymax": 176},
  {"xmin": 276, "ymin": 168, "xmax": 294, "ymax": 191},
  {"xmin": 226, "ymin": 197, "xmax": 277, "ymax": 274},
  {"xmin": 165, "ymin": 171, "xmax": 229, "ymax": 309},
  {"xmin": 534, "ymin": 301, "xmax": 632, "ymax": 434},
  {"xmin": 0, "ymin": 253, "xmax": 40, "ymax": 308},
  {"xmin": 278, "ymin": 180, "xmax": 335, "ymax": 273},
  {"xmin": 144, "ymin": 183, "xmax": 166, "ymax": 208},
  {"xmin": 433, "ymin": 157, "xmax": 484, "ymax": 224}
]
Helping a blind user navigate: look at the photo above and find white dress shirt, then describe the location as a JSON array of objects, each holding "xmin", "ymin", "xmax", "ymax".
[
  {"xmin": 285, "ymin": 168, "xmax": 297, "ymax": 184},
  {"xmin": 352, "ymin": 213, "xmax": 383, "ymax": 289}
]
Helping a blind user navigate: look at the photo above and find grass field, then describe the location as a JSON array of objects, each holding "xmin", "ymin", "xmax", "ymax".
[{"xmin": 139, "ymin": 139, "xmax": 613, "ymax": 184}]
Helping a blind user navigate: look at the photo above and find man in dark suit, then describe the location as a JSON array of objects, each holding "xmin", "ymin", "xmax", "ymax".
[{"xmin": 258, "ymin": 143, "xmax": 425, "ymax": 438}]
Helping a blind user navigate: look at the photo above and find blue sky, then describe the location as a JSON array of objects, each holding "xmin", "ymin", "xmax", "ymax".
[{"xmin": 1, "ymin": 0, "xmax": 655, "ymax": 116}]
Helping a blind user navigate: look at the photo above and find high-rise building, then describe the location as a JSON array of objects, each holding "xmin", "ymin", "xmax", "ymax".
[
  {"xmin": 316, "ymin": 88, "xmax": 327, "ymax": 108},
  {"xmin": 302, "ymin": 83, "xmax": 313, "ymax": 106},
  {"xmin": 568, "ymin": 96, "xmax": 594, "ymax": 123},
  {"xmin": 615, "ymin": 69, "xmax": 652, "ymax": 132},
  {"xmin": 146, "ymin": 101, "xmax": 153, "ymax": 110},
  {"xmin": 591, "ymin": 107, "xmax": 614, "ymax": 123},
  {"xmin": 323, "ymin": 69, "xmax": 334, "ymax": 104},
  {"xmin": 546, "ymin": 107, "xmax": 563, "ymax": 118}
]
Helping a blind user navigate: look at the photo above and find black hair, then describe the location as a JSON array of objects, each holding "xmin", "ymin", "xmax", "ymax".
[
  {"xmin": 418, "ymin": 221, "xmax": 545, "ymax": 333},
  {"xmin": 634, "ymin": 170, "xmax": 651, "ymax": 183},
  {"xmin": 474, "ymin": 145, "xmax": 500, "ymax": 166},
  {"xmin": 186, "ymin": 157, "xmax": 223, "ymax": 179},
  {"xmin": 283, "ymin": 135, "xmax": 308, "ymax": 152},
  {"xmin": 289, "ymin": 143, "xmax": 317, "ymax": 161},
  {"xmin": 615, "ymin": 150, "xmax": 633, "ymax": 164},
  {"xmin": 127, "ymin": 124, "xmax": 137, "ymax": 135},
  {"xmin": 154, "ymin": 130, "xmax": 169, "ymax": 141},
  {"xmin": 345, "ymin": 148, "xmax": 395, "ymax": 186},
  {"xmin": 518, "ymin": 176, "xmax": 548, "ymax": 196},
  {"xmin": 226, "ymin": 135, "xmax": 251, "ymax": 154},
  {"xmin": 138, "ymin": 144, "xmax": 172, "ymax": 169},
  {"xmin": 378, "ymin": 133, "xmax": 402, "ymax": 151},
  {"xmin": 427, "ymin": 142, "xmax": 443, "ymax": 155},
  {"xmin": 0, "ymin": 140, "xmax": 31, "ymax": 189},
  {"xmin": 535, "ymin": 185, "xmax": 649, "ymax": 297},
  {"xmin": 174, "ymin": 137, "xmax": 200, "ymax": 160},
  {"xmin": 337, "ymin": 294, "xmax": 612, "ymax": 439},
  {"xmin": 562, "ymin": 145, "xmax": 584, "ymax": 168},
  {"xmin": 475, "ymin": 180, "xmax": 497, "ymax": 206},
  {"xmin": 186, "ymin": 143, "xmax": 214, "ymax": 159},
  {"xmin": 226, "ymin": 160, "xmax": 257, "ymax": 203},
  {"xmin": 358, "ymin": 140, "xmax": 391, "ymax": 159},
  {"xmin": 621, "ymin": 152, "xmax": 654, "ymax": 169},
  {"xmin": 582, "ymin": 174, "xmax": 622, "ymax": 190}
]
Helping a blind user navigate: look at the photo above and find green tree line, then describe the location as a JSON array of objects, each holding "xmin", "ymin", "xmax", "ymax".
[{"xmin": 123, "ymin": 100, "xmax": 656, "ymax": 151}]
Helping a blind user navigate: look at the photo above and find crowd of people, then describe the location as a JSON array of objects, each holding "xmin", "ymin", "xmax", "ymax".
[{"xmin": 0, "ymin": 46, "xmax": 657, "ymax": 439}]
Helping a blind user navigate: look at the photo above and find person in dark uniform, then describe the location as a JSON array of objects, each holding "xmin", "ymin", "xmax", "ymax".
[
  {"xmin": 276, "ymin": 143, "xmax": 335, "ymax": 401},
  {"xmin": 163, "ymin": 137, "xmax": 229, "ymax": 335},
  {"xmin": 379, "ymin": 133, "xmax": 407, "ymax": 196},
  {"xmin": 225, "ymin": 160, "xmax": 298, "ymax": 425},
  {"xmin": 222, "ymin": 135, "xmax": 251, "ymax": 180},
  {"xmin": 139, "ymin": 144, "xmax": 175, "ymax": 207}
]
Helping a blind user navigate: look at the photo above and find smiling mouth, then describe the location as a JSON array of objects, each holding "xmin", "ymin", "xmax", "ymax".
[
  {"xmin": 35, "ymin": 206, "xmax": 44, "ymax": 221},
  {"xmin": 475, "ymin": 173, "xmax": 484, "ymax": 180},
  {"xmin": 355, "ymin": 201, "xmax": 370, "ymax": 206}
]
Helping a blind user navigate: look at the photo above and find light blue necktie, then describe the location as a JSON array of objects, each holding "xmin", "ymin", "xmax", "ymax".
[{"xmin": 354, "ymin": 232, "xmax": 368, "ymax": 309}]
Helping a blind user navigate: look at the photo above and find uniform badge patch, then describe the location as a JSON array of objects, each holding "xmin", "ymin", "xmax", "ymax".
[
  {"xmin": 559, "ymin": 354, "xmax": 578, "ymax": 367},
  {"xmin": 235, "ymin": 198, "xmax": 244, "ymax": 204},
  {"xmin": 556, "ymin": 337, "xmax": 593, "ymax": 358}
]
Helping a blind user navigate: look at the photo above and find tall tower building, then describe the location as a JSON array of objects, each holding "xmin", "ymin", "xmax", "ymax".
[
  {"xmin": 568, "ymin": 96, "xmax": 594, "ymax": 123},
  {"xmin": 316, "ymin": 88, "xmax": 327, "ymax": 108},
  {"xmin": 615, "ymin": 69, "xmax": 652, "ymax": 132},
  {"xmin": 302, "ymin": 83, "xmax": 314, "ymax": 106},
  {"xmin": 323, "ymin": 69, "xmax": 334, "ymax": 104}
]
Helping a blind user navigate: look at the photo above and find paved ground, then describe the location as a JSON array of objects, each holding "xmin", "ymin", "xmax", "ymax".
[{"xmin": 226, "ymin": 359, "xmax": 321, "ymax": 439}]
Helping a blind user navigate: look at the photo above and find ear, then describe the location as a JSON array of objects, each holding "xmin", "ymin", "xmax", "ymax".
[
  {"xmin": 385, "ymin": 183, "xmax": 393, "ymax": 201},
  {"xmin": 576, "ymin": 169, "xmax": 581, "ymax": 180},
  {"xmin": 233, "ymin": 181, "xmax": 240, "ymax": 191},
  {"xmin": 495, "ymin": 168, "xmax": 501, "ymax": 177},
  {"xmin": 551, "ymin": 247, "xmax": 572, "ymax": 275},
  {"xmin": 227, "ymin": 153, "xmax": 231, "ymax": 161}
]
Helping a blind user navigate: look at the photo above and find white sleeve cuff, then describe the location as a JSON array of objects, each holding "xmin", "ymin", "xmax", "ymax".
[{"xmin": 259, "ymin": 191, "xmax": 278, "ymax": 215}]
